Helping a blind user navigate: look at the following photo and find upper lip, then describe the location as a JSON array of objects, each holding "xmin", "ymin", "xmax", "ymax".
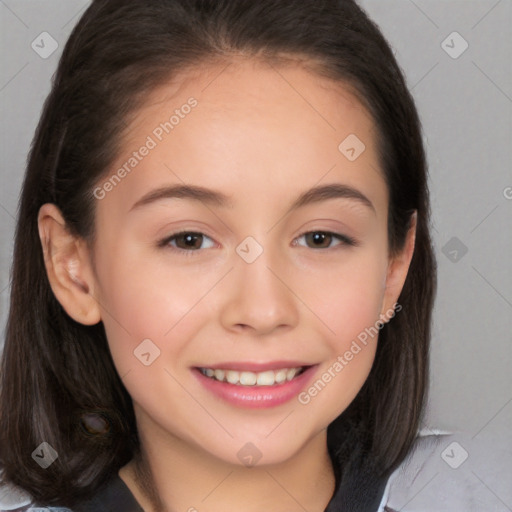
[{"xmin": 195, "ymin": 361, "xmax": 314, "ymax": 372}]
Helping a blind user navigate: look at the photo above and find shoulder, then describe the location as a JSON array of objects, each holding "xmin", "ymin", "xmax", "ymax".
[
  {"xmin": 2, "ymin": 508, "xmax": 72, "ymax": 512},
  {"xmin": 0, "ymin": 476, "xmax": 65, "ymax": 511},
  {"xmin": 0, "ymin": 475, "xmax": 71, "ymax": 511},
  {"xmin": 0, "ymin": 472, "xmax": 141, "ymax": 512},
  {"xmin": 378, "ymin": 428, "xmax": 512, "ymax": 512},
  {"xmin": 0, "ymin": 483, "xmax": 72, "ymax": 512}
]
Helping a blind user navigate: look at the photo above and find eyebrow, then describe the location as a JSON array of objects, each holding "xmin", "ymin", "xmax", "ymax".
[{"xmin": 129, "ymin": 183, "xmax": 375, "ymax": 213}]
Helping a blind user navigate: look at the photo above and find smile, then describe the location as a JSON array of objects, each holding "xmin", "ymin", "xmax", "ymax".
[{"xmin": 199, "ymin": 367, "xmax": 306, "ymax": 386}]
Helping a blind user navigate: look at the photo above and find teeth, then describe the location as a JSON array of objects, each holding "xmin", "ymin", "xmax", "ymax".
[
  {"xmin": 200, "ymin": 366, "xmax": 304, "ymax": 386},
  {"xmin": 286, "ymin": 368, "xmax": 298, "ymax": 381},
  {"xmin": 256, "ymin": 370, "xmax": 275, "ymax": 386},
  {"xmin": 275, "ymin": 369, "xmax": 287, "ymax": 384},
  {"xmin": 226, "ymin": 370, "xmax": 239, "ymax": 384},
  {"xmin": 240, "ymin": 371, "xmax": 258, "ymax": 385}
]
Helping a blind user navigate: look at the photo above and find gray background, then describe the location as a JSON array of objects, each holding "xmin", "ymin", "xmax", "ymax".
[{"xmin": 1, "ymin": 0, "xmax": 511, "ymax": 507}]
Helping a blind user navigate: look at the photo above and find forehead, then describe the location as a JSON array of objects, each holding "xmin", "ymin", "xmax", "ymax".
[{"xmin": 101, "ymin": 57, "xmax": 386, "ymax": 217}]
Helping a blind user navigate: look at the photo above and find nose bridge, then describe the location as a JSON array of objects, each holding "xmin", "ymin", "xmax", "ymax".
[{"xmin": 219, "ymin": 235, "xmax": 299, "ymax": 334}]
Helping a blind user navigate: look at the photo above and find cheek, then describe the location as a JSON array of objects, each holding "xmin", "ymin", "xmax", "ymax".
[
  {"xmin": 295, "ymin": 250, "xmax": 387, "ymax": 414},
  {"xmin": 303, "ymin": 249, "xmax": 388, "ymax": 350},
  {"xmin": 93, "ymin": 244, "xmax": 215, "ymax": 376}
]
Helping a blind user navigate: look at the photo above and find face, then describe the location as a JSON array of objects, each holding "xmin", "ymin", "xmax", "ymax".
[{"xmin": 83, "ymin": 58, "xmax": 404, "ymax": 466}]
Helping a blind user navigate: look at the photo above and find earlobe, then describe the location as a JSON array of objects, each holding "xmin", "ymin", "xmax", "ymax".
[
  {"xmin": 380, "ymin": 211, "xmax": 417, "ymax": 320},
  {"xmin": 38, "ymin": 203, "xmax": 101, "ymax": 325}
]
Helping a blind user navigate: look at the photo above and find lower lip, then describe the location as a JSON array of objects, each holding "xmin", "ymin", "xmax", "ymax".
[{"xmin": 193, "ymin": 366, "xmax": 317, "ymax": 409}]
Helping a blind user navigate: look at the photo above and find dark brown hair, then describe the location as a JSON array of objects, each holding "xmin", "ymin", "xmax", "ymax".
[{"xmin": 0, "ymin": 0, "xmax": 436, "ymax": 506}]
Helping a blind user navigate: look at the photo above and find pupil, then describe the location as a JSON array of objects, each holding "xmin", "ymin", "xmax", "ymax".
[
  {"xmin": 310, "ymin": 232, "xmax": 330, "ymax": 247},
  {"xmin": 183, "ymin": 233, "xmax": 200, "ymax": 248}
]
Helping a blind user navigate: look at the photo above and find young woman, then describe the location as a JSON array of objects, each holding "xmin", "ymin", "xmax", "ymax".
[{"xmin": 0, "ymin": 1, "xmax": 436, "ymax": 511}]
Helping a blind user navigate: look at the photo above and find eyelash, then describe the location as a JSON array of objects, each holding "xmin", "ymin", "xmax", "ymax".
[{"xmin": 158, "ymin": 230, "xmax": 358, "ymax": 256}]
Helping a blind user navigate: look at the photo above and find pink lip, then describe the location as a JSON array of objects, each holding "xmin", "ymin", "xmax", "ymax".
[
  {"xmin": 192, "ymin": 364, "xmax": 318, "ymax": 409},
  {"xmin": 195, "ymin": 360, "xmax": 311, "ymax": 372}
]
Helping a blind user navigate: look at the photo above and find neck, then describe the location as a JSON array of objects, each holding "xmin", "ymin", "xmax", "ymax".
[{"xmin": 119, "ymin": 417, "xmax": 336, "ymax": 512}]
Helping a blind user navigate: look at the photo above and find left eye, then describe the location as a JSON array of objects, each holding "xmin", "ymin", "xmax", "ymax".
[{"xmin": 294, "ymin": 231, "xmax": 355, "ymax": 249}]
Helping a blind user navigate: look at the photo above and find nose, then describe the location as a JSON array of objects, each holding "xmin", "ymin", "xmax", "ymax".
[{"xmin": 219, "ymin": 246, "xmax": 300, "ymax": 336}]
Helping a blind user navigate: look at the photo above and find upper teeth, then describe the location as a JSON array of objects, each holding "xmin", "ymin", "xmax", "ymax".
[{"xmin": 200, "ymin": 367, "xmax": 303, "ymax": 386}]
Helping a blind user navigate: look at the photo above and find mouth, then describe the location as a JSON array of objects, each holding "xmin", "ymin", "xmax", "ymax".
[
  {"xmin": 192, "ymin": 361, "xmax": 318, "ymax": 409},
  {"xmin": 192, "ymin": 362, "xmax": 317, "ymax": 409},
  {"xmin": 197, "ymin": 366, "xmax": 309, "ymax": 386}
]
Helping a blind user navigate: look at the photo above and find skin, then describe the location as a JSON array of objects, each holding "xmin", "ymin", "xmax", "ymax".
[{"xmin": 38, "ymin": 57, "xmax": 416, "ymax": 511}]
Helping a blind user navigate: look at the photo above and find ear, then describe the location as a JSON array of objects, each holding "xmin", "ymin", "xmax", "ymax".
[
  {"xmin": 38, "ymin": 203, "xmax": 101, "ymax": 325},
  {"xmin": 380, "ymin": 211, "xmax": 417, "ymax": 320}
]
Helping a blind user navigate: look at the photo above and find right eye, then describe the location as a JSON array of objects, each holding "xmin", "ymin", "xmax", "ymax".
[{"xmin": 159, "ymin": 231, "xmax": 216, "ymax": 253}]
